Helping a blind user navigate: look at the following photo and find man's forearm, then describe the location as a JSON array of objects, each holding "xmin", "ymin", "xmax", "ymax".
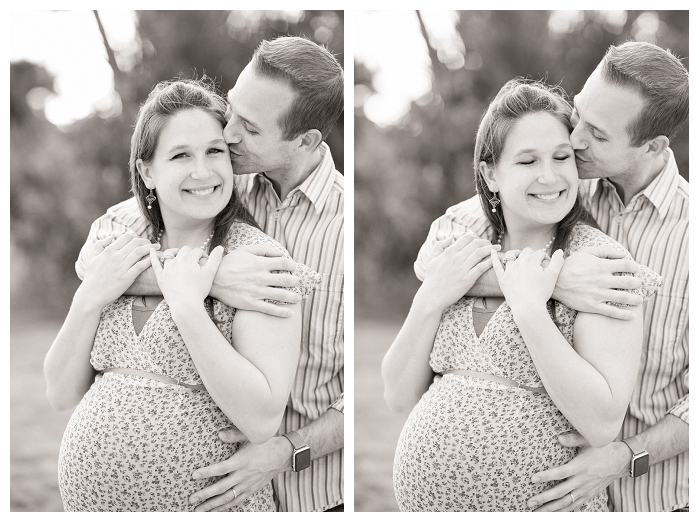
[
  {"xmin": 634, "ymin": 413, "xmax": 688, "ymax": 466},
  {"xmin": 281, "ymin": 407, "xmax": 343, "ymax": 471}
]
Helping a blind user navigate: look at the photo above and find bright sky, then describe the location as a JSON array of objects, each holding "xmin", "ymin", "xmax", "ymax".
[
  {"xmin": 9, "ymin": 9, "xmax": 670, "ymax": 129},
  {"xmin": 9, "ymin": 10, "xmax": 137, "ymax": 126},
  {"xmin": 354, "ymin": 10, "xmax": 459, "ymax": 127},
  {"xmin": 353, "ymin": 10, "xmax": 661, "ymax": 128}
]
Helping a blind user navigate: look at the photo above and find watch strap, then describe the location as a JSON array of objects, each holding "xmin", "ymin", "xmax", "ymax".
[
  {"xmin": 621, "ymin": 436, "xmax": 644, "ymax": 456},
  {"xmin": 283, "ymin": 431, "xmax": 307, "ymax": 451}
]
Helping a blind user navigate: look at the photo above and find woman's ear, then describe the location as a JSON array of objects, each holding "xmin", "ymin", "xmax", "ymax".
[
  {"xmin": 479, "ymin": 161, "xmax": 498, "ymax": 192},
  {"xmin": 136, "ymin": 159, "xmax": 154, "ymax": 189}
]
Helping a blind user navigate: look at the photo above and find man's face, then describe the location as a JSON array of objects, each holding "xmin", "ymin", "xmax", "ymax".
[
  {"xmin": 570, "ymin": 65, "xmax": 646, "ymax": 180},
  {"xmin": 224, "ymin": 64, "xmax": 297, "ymax": 178}
]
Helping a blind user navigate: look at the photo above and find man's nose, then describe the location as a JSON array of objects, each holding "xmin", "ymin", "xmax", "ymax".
[
  {"xmin": 223, "ymin": 120, "xmax": 241, "ymax": 144},
  {"xmin": 569, "ymin": 124, "xmax": 586, "ymax": 150}
]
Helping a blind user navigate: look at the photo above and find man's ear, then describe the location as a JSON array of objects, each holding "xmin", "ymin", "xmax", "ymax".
[
  {"xmin": 644, "ymin": 135, "xmax": 669, "ymax": 158},
  {"xmin": 479, "ymin": 161, "xmax": 498, "ymax": 192},
  {"xmin": 296, "ymin": 129, "xmax": 323, "ymax": 154},
  {"xmin": 136, "ymin": 159, "xmax": 154, "ymax": 189}
]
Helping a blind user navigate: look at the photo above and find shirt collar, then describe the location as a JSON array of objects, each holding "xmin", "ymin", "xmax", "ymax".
[
  {"xmin": 252, "ymin": 142, "xmax": 337, "ymax": 214},
  {"xmin": 585, "ymin": 148, "xmax": 679, "ymax": 218}
]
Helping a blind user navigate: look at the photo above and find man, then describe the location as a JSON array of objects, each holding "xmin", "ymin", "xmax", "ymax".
[
  {"xmin": 76, "ymin": 36, "xmax": 344, "ymax": 512},
  {"xmin": 414, "ymin": 41, "xmax": 688, "ymax": 512}
]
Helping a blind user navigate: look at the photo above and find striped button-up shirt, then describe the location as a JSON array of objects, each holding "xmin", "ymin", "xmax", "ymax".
[
  {"xmin": 580, "ymin": 148, "xmax": 688, "ymax": 512},
  {"xmin": 413, "ymin": 148, "xmax": 688, "ymax": 512},
  {"xmin": 75, "ymin": 142, "xmax": 344, "ymax": 512}
]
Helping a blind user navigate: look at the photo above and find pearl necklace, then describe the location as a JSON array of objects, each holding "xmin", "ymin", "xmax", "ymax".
[
  {"xmin": 155, "ymin": 229, "xmax": 215, "ymax": 252},
  {"xmin": 497, "ymin": 232, "xmax": 556, "ymax": 254}
]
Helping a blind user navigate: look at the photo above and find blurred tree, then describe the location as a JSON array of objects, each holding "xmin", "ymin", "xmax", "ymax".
[
  {"xmin": 11, "ymin": 10, "xmax": 344, "ymax": 319},
  {"xmin": 355, "ymin": 10, "xmax": 688, "ymax": 320}
]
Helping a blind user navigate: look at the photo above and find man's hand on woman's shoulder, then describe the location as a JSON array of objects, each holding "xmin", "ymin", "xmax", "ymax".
[
  {"xmin": 553, "ymin": 245, "xmax": 642, "ymax": 320},
  {"xmin": 211, "ymin": 243, "xmax": 301, "ymax": 317}
]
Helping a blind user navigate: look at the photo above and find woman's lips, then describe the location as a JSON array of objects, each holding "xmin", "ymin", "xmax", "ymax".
[
  {"xmin": 529, "ymin": 190, "xmax": 564, "ymax": 200},
  {"xmin": 184, "ymin": 186, "xmax": 218, "ymax": 196}
]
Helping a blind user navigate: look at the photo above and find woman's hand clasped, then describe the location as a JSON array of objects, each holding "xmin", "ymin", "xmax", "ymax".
[
  {"xmin": 150, "ymin": 245, "xmax": 225, "ymax": 310},
  {"xmin": 491, "ymin": 248, "xmax": 565, "ymax": 311},
  {"xmin": 79, "ymin": 233, "xmax": 155, "ymax": 310},
  {"xmin": 418, "ymin": 234, "xmax": 500, "ymax": 312}
]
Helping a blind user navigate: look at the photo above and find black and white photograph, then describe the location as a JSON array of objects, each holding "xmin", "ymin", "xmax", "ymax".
[
  {"xmin": 9, "ymin": 6, "xmax": 691, "ymax": 515},
  {"xmin": 10, "ymin": 9, "xmax": 344, "ymax": 512},
  {"xmin": 354, "ymin": 10, "xmax": 688, "ymax": 512}
]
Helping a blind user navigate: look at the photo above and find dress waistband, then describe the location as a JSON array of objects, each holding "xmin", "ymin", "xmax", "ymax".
[
  {"xmin": 102, "ymin": 368, "xmax": 206, "ymax": 391},
  {"xmin": 441, "ymin": 369, "xmax": 547, "ymax": 394}
]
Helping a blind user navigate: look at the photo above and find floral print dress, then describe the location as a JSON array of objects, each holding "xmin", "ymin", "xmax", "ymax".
[
  {"xmin": 58, "ymin": 223, "xmax": 320, "ymax": 511},
  {"xmin": 393, "ymin": 224, "xmax": 661, "ymax": 512}
]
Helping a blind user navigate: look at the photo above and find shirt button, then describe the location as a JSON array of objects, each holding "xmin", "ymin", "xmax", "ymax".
[{"xmin": 616, "ymin": 215, "xmax": 623, "ymax": 223}]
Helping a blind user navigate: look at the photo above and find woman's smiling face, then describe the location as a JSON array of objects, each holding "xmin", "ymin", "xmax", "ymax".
[
  {"xmin": 483, "ymin": 112, "xmax": 578, "ymax": 230},
  {"xmin": 138, "ymin": 108, "xmax": 234, "ymax": 229}
]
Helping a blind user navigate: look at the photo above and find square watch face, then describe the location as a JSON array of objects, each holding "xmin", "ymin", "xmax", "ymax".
[
  {"xmin": 295, "ymin": 447, "xmax": 311, "ymax": 471},
  {"xmin": 633, "ymin": 454, "xmax": 650, "ymax": 476}
]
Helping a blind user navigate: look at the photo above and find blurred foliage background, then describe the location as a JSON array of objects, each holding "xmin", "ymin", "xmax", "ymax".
[
  {"xmin": 355, "ymin": 10, "xmax": 689, "ymax": 322},
  {"xmin": 10, "ymin": 10, "xmax": 343, "ymax": 512},
  {"xmin": 11, "ymin": 10, "xmax": 344, "ymax": 321},
  {"xmin": 354, "ymin": 10, "xmax": 688, "ymax": 512}
]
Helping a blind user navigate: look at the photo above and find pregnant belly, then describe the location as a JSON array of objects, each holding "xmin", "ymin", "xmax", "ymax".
[
  {"xmin": 393, "ymin": 375, "xmax": 607, "ymax": 512},
  {"xmin": 58, "ymin": 373, "xmax": 274, "ymax": 512}
]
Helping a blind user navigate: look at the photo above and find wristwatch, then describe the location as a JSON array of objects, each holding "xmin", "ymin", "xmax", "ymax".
[
  {"xmin": 283, "ymin": 431, "xmax": 311, "ymax": 472},
  {"xmin": 621, "ymin": 436, "xmax": 649, "ymax": 478}
]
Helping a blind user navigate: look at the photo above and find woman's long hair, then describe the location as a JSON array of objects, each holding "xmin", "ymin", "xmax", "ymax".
[
  {"xmin": 473, "ymin": 78, "xmax": 598, "ymax": 253},
  {"xmin": 129, "ymin": 78, "xmax": 259, "ymax": 251}
]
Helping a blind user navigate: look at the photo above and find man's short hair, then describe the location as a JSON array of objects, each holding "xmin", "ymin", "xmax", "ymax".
[
  {"xmin": 601, "ymin": 41, "xmax": 689, "ymax": 146},
  {"xmin": 251, "ymin": 36, "xmax": 344, "ymax": 141}
]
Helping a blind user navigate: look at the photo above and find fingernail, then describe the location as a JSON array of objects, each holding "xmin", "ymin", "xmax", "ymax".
[
  {"xmin": 190, "ymin": 497, "xmax": 199, "ymax": 504},
  {"xmin": 192, "ymin": 473, "xmax": 201, "ymax": 480},
  {"xmin": 531, "ymin": 476, "xmax": 540, "ymax": 483},
  {"xmin": 528, "ymin": 500, "xmax": 538, "ymax": 508}
]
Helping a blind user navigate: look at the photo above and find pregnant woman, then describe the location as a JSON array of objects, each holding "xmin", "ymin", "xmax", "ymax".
[
  {"xmin": 382, "ymin": 79, "xmax": 660, "ymax": 511},
  {"xmin": 44, "ymin": 79, "xmax": 319, "ymax": 511}
]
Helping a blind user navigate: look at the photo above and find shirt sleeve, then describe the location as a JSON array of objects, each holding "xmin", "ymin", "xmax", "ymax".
[
  {"xmin": 329, "ymin": 393, "xmax": 344, "ymax": 414},
  {"xmin": 667, "ymin": 327, "xmax": 689, "ymax": 424},
  {"xmin": 75, "ymin": 198, "xmax": 149, "ymax": 280}
]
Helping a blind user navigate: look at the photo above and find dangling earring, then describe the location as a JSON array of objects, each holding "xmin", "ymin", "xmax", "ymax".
[
  {"xmin": 489, "ymin": 192, "xmax": 500, "ymax": 213},
  {"xmin": 146, "ymin": 188, "xmax": 156, "ymax": 210}
]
